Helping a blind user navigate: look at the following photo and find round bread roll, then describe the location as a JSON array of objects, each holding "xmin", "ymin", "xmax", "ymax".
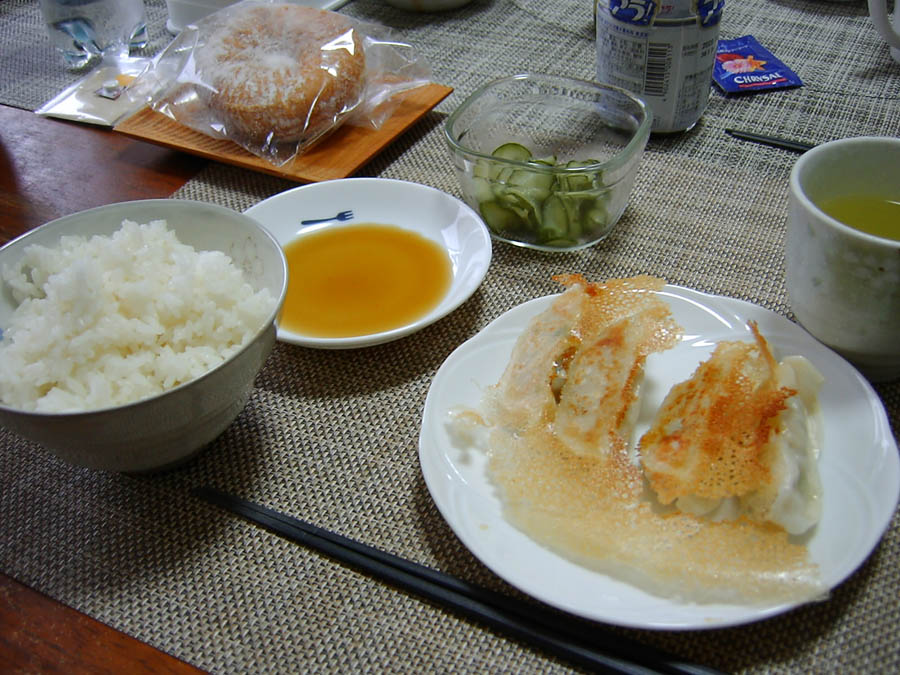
[{"xmin": 196, "ymin": 3, "xmax": 366, "ymax": 144}]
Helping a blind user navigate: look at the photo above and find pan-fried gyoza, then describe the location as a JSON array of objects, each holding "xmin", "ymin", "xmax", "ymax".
[
  {"xmin": 450, "ymin": 275, "xmax": 826, "ymax": 604},
  {"xmin": 639, "ymin": 321, "xmax": 824, "ymax": 536}
]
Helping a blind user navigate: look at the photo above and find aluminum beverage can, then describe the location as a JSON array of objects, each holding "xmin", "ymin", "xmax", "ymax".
[{"xmin": 595, "ymin": 0, "xmax": 725, "ymax": 133}]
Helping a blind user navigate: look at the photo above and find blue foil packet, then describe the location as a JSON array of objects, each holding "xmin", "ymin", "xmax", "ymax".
[{"xmin": 713, "ymin": 36, "xmax": 803, "ymax": 94}]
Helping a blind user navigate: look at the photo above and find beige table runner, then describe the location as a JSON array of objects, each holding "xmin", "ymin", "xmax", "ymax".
[{"xmin": 2, "ymin": 0, "xmax": 899, "ymax": 672}]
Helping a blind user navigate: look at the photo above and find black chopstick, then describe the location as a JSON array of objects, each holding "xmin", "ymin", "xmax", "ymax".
[
  {"xmin": 194, "ymin": 486, "xmax": 722, "ymax": 675},
  {"xmin": 725, "ymin": 128, "xmax": 816, "ymax": 153}
]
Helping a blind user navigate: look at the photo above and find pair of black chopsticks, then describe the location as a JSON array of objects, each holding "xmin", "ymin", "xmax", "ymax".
[
  {"xmin": 195, "ymin": 486, "xmax": 721, "ymax": 675},
  {"xmin": 725, "ymin": 128, "xmax": 816, "ymax": 153}
]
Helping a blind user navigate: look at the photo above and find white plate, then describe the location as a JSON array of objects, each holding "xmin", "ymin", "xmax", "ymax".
[
  {"xmin": 245, "ymin": 178, "xmax": 492, "ymax": 349},
  {"xmin": 418, "ymin": 286, "xmax": 900, "ymax": 630}
]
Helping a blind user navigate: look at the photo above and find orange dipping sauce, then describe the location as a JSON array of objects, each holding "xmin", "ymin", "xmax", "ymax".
[{"xmin": 281, "ymin": 223, "xmax": 452, "ymax": 338}]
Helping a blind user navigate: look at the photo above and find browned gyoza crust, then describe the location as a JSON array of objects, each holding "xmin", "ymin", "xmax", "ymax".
[
  {"xmin": 640, "ymin": 322, "xmax": 794, "ymax": 506},
  {"xmin": 197, "ymin": 3, "xmax": 366, "ymax": 143}
]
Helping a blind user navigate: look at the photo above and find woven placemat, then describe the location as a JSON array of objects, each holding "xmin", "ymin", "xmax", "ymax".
[{"xmin": 1, "ymin": 0, "xmax": 899, "ymax": 672}]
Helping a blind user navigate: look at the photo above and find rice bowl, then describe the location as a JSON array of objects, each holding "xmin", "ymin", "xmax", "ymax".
[
  {"xmin": 0, "ymin": 199, "xmax": 288, "ymax": 472},
  {"xmin": 1, "ymin": 219, "xmax": 275, "ymax": 413}
]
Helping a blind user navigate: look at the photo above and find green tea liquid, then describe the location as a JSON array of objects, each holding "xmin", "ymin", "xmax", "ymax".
[{"xmin": 817, "ymin": 194, "xmax": 900, "ymax": 241}]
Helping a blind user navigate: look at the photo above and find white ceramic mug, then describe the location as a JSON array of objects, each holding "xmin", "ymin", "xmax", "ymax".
[
  {"xmin": 868, "ymin": 0, "xmax": 900, "ymax": 62},
  {"xmin": 785, "ymin": 136, "xmax": 900, "ymax": 382}
]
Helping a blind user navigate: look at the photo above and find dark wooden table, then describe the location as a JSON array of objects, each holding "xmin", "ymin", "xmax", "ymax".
[{"xmin": 0, "ymin": 103, "xmax": 207, "ymax": 674}]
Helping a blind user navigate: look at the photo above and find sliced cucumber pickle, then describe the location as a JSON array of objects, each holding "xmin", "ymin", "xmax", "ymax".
[
  {"xmin": 470, "ymin": 176, "xmax": 494, "ymax": 203},
  {"xmin": 491, "ymin": 142, "xmax": 533, "ymax": 161},
  {"xmin": 509, "ymin": 169, "xmax": 553, "ymax": 194},
  {"xmin": 479, "ymin": 201, "xmax": 523, "ymax": 232},
  {"xmin": 473, "ymin": 159, "xmax": 491, "ymax": 179},
  {"xmin": 473, "ymin": 142, "xmax": 614, "ymax": 248},
  {"xmin": 560, "ymin": 161, "xmax": 598, "ymax": 192},
  {"xmin": 540, "ymin": 194, "xmax": 569, "ymax": 241}
]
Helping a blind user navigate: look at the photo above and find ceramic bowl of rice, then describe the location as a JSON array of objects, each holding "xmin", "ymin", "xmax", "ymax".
[{"xmin": 0, "ymin": 199, "xmax": 287, "ymax": 472}]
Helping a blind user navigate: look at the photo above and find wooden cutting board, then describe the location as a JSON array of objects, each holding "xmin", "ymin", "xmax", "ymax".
[{"xmin": 113, "ymin": 83, "xmax": 453, "ymax": 183}]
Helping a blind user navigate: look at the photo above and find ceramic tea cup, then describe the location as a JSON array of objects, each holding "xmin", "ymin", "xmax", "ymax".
[
  {"xmin": 785, "ymin": 136, "xmax": 900, "ymax": 382},
  {"xmin": 868, "ymin": 0, "xmax": 900, "ymax": 63}
]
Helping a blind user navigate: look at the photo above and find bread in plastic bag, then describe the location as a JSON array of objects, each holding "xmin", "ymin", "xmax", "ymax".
[{"xmin": 130, "ymin": 1, "xmax": 433, "ymax": 166}]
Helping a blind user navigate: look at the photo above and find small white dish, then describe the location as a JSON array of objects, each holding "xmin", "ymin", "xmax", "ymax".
[
  {"xmin": 419, "ymin": 286, "xmax": 900, "ymax": 629},
  {"xmin": 245, "ymin": 178, "xmax": 492, "ymax": 349}
]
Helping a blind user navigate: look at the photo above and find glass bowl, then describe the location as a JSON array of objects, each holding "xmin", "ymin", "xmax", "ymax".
[{"xmin": 445, "ymin": 73, "xmax": 652, "ymax": 251}]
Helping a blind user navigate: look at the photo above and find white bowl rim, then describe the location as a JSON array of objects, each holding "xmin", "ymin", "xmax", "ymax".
[{"xmin": 0, "ymin": 198, "xmax": 288, "ymax": 417}]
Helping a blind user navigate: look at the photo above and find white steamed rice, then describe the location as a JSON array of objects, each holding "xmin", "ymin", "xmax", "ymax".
[{"xmin": 0, "ymin": 219, "xmax": 275, "ymax": 413}]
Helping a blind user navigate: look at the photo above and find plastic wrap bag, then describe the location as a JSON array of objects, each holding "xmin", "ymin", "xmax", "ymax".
[
  {"xmin": 36, "ymin": 55, "xmax": 151, "ymax": 127},
  {"xmin": 129, "ymin": 0, "xmax": 433, "ymax": 166}
]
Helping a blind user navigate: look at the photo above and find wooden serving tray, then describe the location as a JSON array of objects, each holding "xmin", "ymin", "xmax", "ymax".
[{"xmin": 114, "ymin": 82, "xmax": 453, "ymax": 183}]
